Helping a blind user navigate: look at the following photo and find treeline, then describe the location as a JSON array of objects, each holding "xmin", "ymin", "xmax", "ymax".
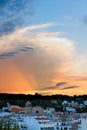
[
  {"xmin": 0, "ymin": 93, "xmax": 69, "ymax": 109},
  {"xmin": 0, "ymin": 93, "xmax": 87, "ymax": 110},
  {"xmin": 0, "ymin": 93, "xmax": 71, "ymax": 100},
  {"xmin": 0, "ymin": 93, "xmax": 87, "ymax": 100}
]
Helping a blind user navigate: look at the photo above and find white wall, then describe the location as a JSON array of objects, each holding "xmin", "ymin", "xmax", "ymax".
[
  {"xmin": 81, "ymin": 118, "xmax": 87, "ymax": 130},
  {"xmin": 26, "ymin": 116, "xmax": 40, "ymax": 130}
]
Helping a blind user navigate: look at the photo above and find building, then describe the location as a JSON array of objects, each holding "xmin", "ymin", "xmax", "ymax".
[
  {"xmin": 25, "ymin": 101, "xmax": 32, "ymax": 114},
  {"xmin": 80, "ymin": 118, "xmax": 87, "ymax": 130},
  {"xmin": 66, "ymin": 107, "xmax": 76, "ymax": 113},
  {"xmin": 11, "ymin": 105, "xmax": 23, "ymax": 113},
  {"xmin": 44, "ymin": 107, "xmax": 55, "ymax": 115},
  {"xmin": 32, "ymin": 106, "xmax": 44, "ymax": 116},
  {"xmin": 56, "ymin": 121, "xmax": 72, "ymax": 130},
  {"xmin": 83, "ymin": 101, "xmax": 87, "ymax": 106},
  {"xmin": 27, "ymin": 116, "xmax": 56, "ymax": 130},
  {"xmin": 24, "ymin": 101, "xmax": 44, "ymax": 115}
]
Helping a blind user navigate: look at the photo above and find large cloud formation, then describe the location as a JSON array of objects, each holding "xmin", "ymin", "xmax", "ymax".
[{"xmin": 0, "ymin": 23, "xmax": 87, "ymax": 95}]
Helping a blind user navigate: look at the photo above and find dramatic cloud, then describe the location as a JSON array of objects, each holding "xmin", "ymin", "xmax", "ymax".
[
  {"xmin": 0, "ymin": 23, "xmax": 57, "ymax": 54},
  {"xmin": 0, "ymin": 23, "xmax": 87, "ymax": 94}
]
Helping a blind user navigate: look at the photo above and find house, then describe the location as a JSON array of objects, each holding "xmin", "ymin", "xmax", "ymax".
[
  {"xmin": 11, "ymin": 105, "xmax": 23, "ymax": 113},
  {"xmin": 27, "ymin": 116, "xmax": 56, "ymax": 130},
  {"xmin": 80, "ymin": 117, "xmax": 87, "ymax": 130},
  {"xmin": 66, "ymin": 107, "xmax": 76, "ymax": 113},
  {"xmin": 32, "ymin": 106, "xmax": 44, "ymax": 116},
  {"xmin": 83, "ymin": 101, "xmax": 87, "ymax": 106},
  {"xmin": 44, "ymin": 107, "xmax": 55, "ymax": 115}
]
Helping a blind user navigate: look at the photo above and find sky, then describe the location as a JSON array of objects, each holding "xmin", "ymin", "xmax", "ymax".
[{"xmin": 0, "ymin": 0, "xmax": 87, "ymax": 95}]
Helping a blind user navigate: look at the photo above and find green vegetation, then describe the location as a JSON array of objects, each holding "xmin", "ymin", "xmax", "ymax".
[
  {"xmin": 76, "ymin": 106, "xmax": 87, "ymax": 113},
  {"xmin": 0, "ymin": 120, "xmax": 19, "ymax": 130}
]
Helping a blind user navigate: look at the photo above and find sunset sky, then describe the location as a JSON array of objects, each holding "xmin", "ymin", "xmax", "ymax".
[{"xmin": 0, "ymin": 0, "xmax": 87, "ymax": 95}]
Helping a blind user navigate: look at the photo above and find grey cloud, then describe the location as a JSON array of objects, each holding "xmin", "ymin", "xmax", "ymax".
[
  {"xmin": 19, "ymin": 47, "xmax": 33, "ymax": 52},
  {"xmin": 0, "ymin": 51, "xmax": 18, "ymax": 56},
  {"xmin": 56, "ymin": 82, "xmax": 67, "ymax": 86},
  {"xmin": 0, "ymin": 51, "xmax": 19, "ymax": 59},
  {"xmin": 0, "ymin": 46, "xmax": 33, "ymax": 59},
  {"xmin": 35, "ymin": 82, "xmax": 67, "ymax": 91},
  {"xmin": 0, "ymin": 57, "xmax": 5, "ymax": 59},
  {"xmin": 62, "ymin": 86, "xmax": 79, "ymax": 90}
]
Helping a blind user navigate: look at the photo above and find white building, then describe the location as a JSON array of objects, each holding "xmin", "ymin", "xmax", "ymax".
[
  {"xmin": 83, "ymin": 101, "xmax": 87, "ymax": 106},
  {"xmin": 62, "ymin": 101, "xmax": 68, "ymax": 105},
  {"xmin": 0, "ymin": 112, "xmax": 12, "ymax": 118},
  {"xmin": 27, "ymin": 116, "xmax": 56, "ymax": 130},
  {"xmin": 56, "ymin": 121, "xmax": 72, "ymax": 130},
  {"xmin": 44, "ymin": 107, "xmax": 55, "ymax": 115},
  {"xmin": 66, "ymin": 107, "xmax": 76, "ymax": 113},
  {"xmin": 80, "ymin": 118, "xmax": 87, "ymax": 130}
]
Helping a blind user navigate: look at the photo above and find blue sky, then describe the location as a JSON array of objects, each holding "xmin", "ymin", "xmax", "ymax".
[{"xmin": 30, "ymin": 0, "xmax": 87, "ymax": 52}]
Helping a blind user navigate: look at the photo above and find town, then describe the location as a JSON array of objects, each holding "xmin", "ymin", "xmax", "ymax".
[{"xmin": 0, "ymin": 94, "xmax": 87, "ymax": 130}]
